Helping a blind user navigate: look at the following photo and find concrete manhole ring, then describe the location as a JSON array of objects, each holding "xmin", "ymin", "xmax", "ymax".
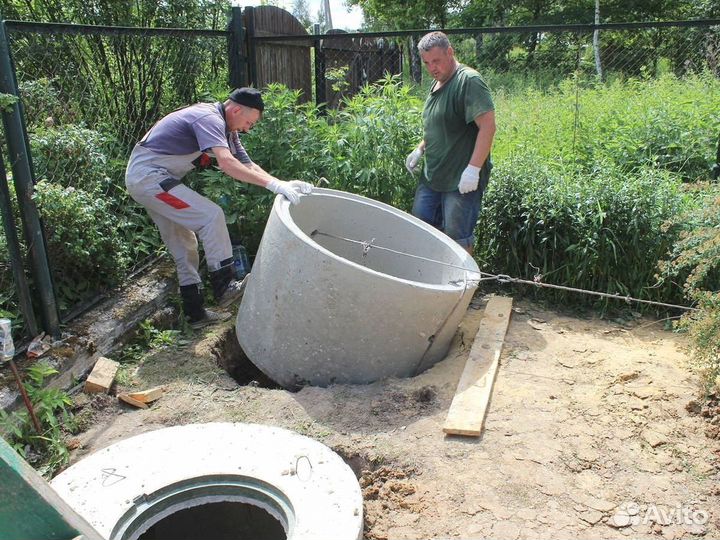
[
  {"xmin": 50, "ymin": 423, "xmax": 363, "ymax": 540},
  {"xmin": 237, "ymin": 187, "xmax": 480, "ymax": 388}
]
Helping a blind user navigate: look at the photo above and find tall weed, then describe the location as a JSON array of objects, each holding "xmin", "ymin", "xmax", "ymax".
[
  {"xmin": 494, "ymin": 72, "xmax": 719, "ymax": 181},
  {"xmin": 658, "ymin": 186, "xmax": 720, "ymax": 393},
  {"xmin": 200, "ymin": 77, "xmax": 423, "ymax": 252},
  {"xmin": 478, "ymin": 153, "xmax": 693, "ymax": 308}
]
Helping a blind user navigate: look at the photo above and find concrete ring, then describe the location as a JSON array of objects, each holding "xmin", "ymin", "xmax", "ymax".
[{"xmin": 51, "ymin": 423, "xmax": 363, "ymax": 540}]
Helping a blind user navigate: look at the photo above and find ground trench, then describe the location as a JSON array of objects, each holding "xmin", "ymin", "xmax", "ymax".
[
  {"xmin": 207, "ymin": 324, "xmax": 407, "ymax": 478},
  {"xmin": 211, "ymin": 326, "xmax": 280, "ymax": 390}
]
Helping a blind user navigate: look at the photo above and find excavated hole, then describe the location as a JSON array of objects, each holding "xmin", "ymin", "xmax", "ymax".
[
  {"xmin": 332, "ymin": 447, "xmax": 382, "ymax": 478},
  {"xmin": 213, "ymin": 327, "xmax": 281, "ymax": 389},
  {"xmin": 136, "ymin": 500, "xmax": 286, "ymax": 540}
]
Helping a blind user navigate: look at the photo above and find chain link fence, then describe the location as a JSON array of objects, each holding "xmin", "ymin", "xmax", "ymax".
[
  {"xmin": 1, "ymin": 22, "xmax": 230, "ymax": 337},
  {"xmin": 308, "ymin": 22, "xmax": 719, "ymax": 97}
]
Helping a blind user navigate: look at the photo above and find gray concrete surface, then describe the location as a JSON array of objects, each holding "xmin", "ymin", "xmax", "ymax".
[{"xmin": 51, "ymin": 423, "xmax": 363, "ymax": 540}]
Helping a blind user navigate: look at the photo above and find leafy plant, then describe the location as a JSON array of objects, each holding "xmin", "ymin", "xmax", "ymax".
[
  {"xmin": 137, "ymin": 319, "xmax": 180, "ymax": 349},
  {"xmin": 0, "ymin": 92, "xmax": 18, "ymax": 112},
  {"xmin": 32, "ymin": 181, "xmax": 132, "ymax": 312},
  {"xmin": 18, "ymin": 78, "xmax": 65, "ymax": 128},
  {"xmin": 477, "ymin": 152, "xmax": 693, "ymax": 310},
  {"xmin": 327, "ymin": 65, "xmax": 351, "ymax": 93},
  {"xmin": 245, "ymin": 77, "xmax": 423, "ymax": 208},
  {"xmin": 658, "ymin": 185, "xmax": 720, "ymax": 393},
  {"xmin": 31, "ymin": 125, "xmax": 115, "ymax": 195},
  {"xmin": 0, "ymin": 361, "xmax": 75, "ymax": 477},
  {"xmin": 321, "ymin": 74, "xmax": 423, "ymax": 209}
]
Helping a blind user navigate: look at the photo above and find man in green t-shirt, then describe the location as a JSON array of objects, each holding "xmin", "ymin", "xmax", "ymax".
[{"xmin": 406, "ymin": 31, "xmax": 496, "ymax": 255}]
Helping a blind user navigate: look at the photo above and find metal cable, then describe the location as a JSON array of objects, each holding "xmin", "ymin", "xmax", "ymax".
[
  {"xmin": 310, "ymin": 229, "xmax": 697, "ymax": 312},
  {"xmin": 310, "ymin": 230, "xmax": 481, "ymax": 274},
  {"xmin": 482, "ymin": 272, "xmax": 698, "ymax": 312}
]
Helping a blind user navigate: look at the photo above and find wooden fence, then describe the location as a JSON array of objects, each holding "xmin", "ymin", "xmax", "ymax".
[{"xmin": 243, "ymin": 6, "xmax": 403, "ymax": 107}]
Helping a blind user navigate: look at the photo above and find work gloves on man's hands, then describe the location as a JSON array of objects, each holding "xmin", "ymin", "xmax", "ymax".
[
  {"xmin": 406, "ymin": 147, "xmax": 481, "ymax": 194},
  {"xmin": 266, "ymin": 179, "xmax": 313, "ymax": 205},
  {"xmin": 458, "ymin": 165, "xmax": 481, "ymax": 194},
  {"xmin": 405, "ymin": 147, "xmax": 424, "ymax": 174}
]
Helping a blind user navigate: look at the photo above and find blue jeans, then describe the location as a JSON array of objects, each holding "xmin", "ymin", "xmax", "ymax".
[{"xmin": 411, "ymin": 183, "xmax": 485, "ymax": 249}]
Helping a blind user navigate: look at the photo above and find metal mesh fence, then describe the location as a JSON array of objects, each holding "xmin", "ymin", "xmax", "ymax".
[
  {"xmin": 2, "ymin": 24, "xmax": 229, "ymax": 322},
  {"xmin": 310, "ymin": 23, "xmax": 720, "ymax": 98}
]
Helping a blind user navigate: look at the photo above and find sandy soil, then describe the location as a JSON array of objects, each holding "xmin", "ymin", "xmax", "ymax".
[{"xmin": 65, "ymin": 293, "xmax": 719, "ymax": 539}]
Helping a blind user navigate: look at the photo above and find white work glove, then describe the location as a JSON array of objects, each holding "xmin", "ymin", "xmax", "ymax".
[
  {"xmin": 458, "ymin": 164, "xmax": 481, "ymax": 194},
  {"xmin": 288, "ymin": 180, "xmax": 313, "ymax": 195},
  {"xmin": 266, "ymin": 179, "xmax": 312, "ymax": 205},
  {"xmin": 405, "ymin": 147, "xmax": 423, "ymax": 174}
]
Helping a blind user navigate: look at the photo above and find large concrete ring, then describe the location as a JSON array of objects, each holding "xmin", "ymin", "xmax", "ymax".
[
  {"xmin": 50, "ymin": 423, "xmax": 363, "ymax": 540},
  {"xmin": 236, "ymin": 188, "xmax": 480, "ymax": 388}
]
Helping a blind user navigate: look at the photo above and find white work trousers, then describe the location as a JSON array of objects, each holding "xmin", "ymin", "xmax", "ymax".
[{"xmin": 125, "ymin": 144, "xmax": 232, "ymax": 286}]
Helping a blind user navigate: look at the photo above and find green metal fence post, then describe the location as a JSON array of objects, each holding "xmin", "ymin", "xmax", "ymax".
[
  {"xmin": 227, "ymin": 6, "xmax": 248, "ymax": 88},
  {"xmin": 0, "ymin": 20, "xmax": 60, "ymax": 338},
  {"xmin": 0, "ymin": 150, "xmax": 38, "ymax": 336}
]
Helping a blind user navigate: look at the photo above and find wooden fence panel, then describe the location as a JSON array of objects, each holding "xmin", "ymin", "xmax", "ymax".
[{"xmin": 247, "ymin": 6, "xmax": 312, "ymax": 102}]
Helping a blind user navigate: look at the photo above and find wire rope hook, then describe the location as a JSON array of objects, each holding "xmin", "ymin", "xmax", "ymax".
[
  {"xmin": 361, "ymin": 237, "xmax": 375, "ymax": 262},
  {"xmin": 529, "ymin": 262, "xmax": 543, "ymax": 284}
]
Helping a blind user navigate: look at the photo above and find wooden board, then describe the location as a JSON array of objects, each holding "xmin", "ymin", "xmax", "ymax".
[
  {"xmin": 118, "ymin": 393, "xmax": 149, "ymax": 409},
  {"xmin": 83, "ymin": 356, "xmax": 119, "ymax": 394},
  {"xmin": 126, "ymin": 386, "xmax": 163, "ymax": 404},
  {"xmin": 443, "ymin": 296, "xmax": 513, "ymax": 437}
]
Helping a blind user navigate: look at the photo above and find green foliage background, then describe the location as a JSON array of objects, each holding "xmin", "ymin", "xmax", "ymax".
[
  {"xmin": 184, "ymin": 70, "xmax": 718, "ymax": 330},
  {"xmin": 0, "ymin": 2, "xmax": 717, "ymax": 391}
]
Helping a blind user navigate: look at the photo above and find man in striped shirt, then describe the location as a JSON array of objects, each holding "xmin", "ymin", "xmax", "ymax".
[{"xmin": 126, "ymin": 87, "xmax": 312, "ymax": 328}]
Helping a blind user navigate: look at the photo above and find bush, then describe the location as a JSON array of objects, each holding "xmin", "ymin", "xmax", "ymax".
[
  {"xmin": 0, "ymin": 361, "xmax": 76, "ymax": 477},
  {"xmin": 18, "ymin": 78, "xmax": 67, "ymax": 129},
  {"xmin": 31, "ymin": 125, "xmax": 115, "ymax": 195},
  {"xmin": 241, "ymin": 83, "xmax": 333, "ymax": 183},
  {"xmin": 658, "ymin": 186, "xmax": 720, "ymax": 393},
  {"xmin": 477, "ymin": 152, "xmax": 693, "ymax": 309},
  {"xmin": 199, "ymin": 78, "xmax": 424, "ymax": 252},
  {"xmin": 32, "ymin": 181, "xmax": 131, "ymax": 312},
  {"xmin": 322, "ymin": 74, "xmax": 423, "ymax": 210},
  {"xmin": 244, "ymin": 77, "xmax": 423, "ymax": 210}
]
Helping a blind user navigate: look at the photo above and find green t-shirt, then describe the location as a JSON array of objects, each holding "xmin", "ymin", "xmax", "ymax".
[{"xmin": 421, "ymin": 65, "xmax": 494, "ymax": 192}]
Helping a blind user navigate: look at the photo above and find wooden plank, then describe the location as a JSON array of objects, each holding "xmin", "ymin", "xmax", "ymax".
[
  {"xmin": 126, "ymin": 386, "xmax": 163, "ymax": 404},
  {"xmin": 83, "ymin": 356, "xmax": 119, "ymax": 394},
  {"xmin": 443, "ymin": 296, "xmax": 513, "ymax": 437},
  {"xmin": 118, "ymin": 393, "xmax": 148, "ymax": 409}
]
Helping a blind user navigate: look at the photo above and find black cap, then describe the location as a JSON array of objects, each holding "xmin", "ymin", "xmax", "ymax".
[{"xmin": 228, "ymin": 87, "xmax": 264, "ymax": 112}]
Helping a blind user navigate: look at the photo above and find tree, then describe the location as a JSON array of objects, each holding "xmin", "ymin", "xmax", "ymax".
[
  {"xmin": 2, "ymin": 0, "xmax": 232, "ymax": 146},
  {"xmin": 349, "ymin": 0, "xmax": 460, "ymax": 30},
  {"xmin": 291, "ymin": 0, "xmax": 312, "ymax": 30}
]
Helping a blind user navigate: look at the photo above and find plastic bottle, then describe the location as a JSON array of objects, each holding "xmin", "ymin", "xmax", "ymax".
[
  {"xmin": 0, "ymin": 318, "xmax": 14, "ymax": 362},
  {"xmin": 232, "ymin": 244, "xmax": 251, "ymax": 280}
]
